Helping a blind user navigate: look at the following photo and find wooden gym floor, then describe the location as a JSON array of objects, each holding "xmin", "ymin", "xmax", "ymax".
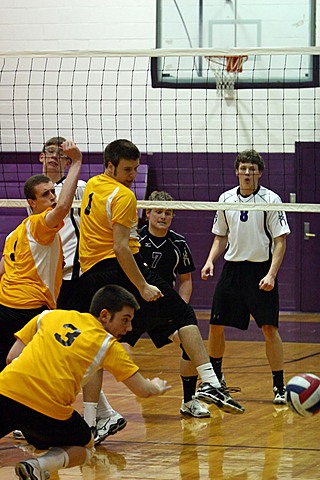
[{"xmin": 0, "ymin": 313, "xmax": 319, "ymax": 479}]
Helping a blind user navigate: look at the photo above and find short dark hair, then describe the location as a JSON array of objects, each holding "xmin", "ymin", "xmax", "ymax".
[
  {"xmin": 234, "ymin": 149, "xmax": 265, "ymax": 172},
  {"xmin": 24, "ymin": 174, "xmax": 52, "ymax": 200},
  {"xmin": 103, "ymin": 139, "xmax": 140, "ymax": 168},
  {"xmin": 89, "ymin": 284, "xmax": 140, "ymax": 317},
  {"xmin": 42, "ymin": 136, "xmax": 66, "ymax": 153}
]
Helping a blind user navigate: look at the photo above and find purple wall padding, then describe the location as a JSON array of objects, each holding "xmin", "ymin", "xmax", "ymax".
[{"xmin": 0, "ymin": 151, "xmax": 296, "ymax": 311}]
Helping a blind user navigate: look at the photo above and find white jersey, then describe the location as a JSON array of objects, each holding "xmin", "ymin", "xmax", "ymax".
[
  {"xmin": 55, "ymin": 177, "xmax": 86, "ymax": 280},
  {"xmin": 212, "ymin": 185, "xmax": 290, "ymax": 262}
]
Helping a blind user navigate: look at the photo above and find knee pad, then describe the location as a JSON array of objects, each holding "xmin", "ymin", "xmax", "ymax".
[{"xmin": 47, "ymin": 447, "xmax": 70, "ymax": 468}]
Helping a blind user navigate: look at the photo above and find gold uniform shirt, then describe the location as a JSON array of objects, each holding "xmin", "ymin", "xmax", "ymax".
[
  {"xmin": 0, "ymin": 209, "xmax": 63, "ymax": 309},
  {"xmin": 0, "ymin": 309, "xmax": 139, "ymax": 420},
  {"xmin": 79, "ymin": 174, "xmax": 140, "ymax": 273}
]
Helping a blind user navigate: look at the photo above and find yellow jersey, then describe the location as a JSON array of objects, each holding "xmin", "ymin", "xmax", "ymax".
[
  {"xmin": 0, "ymin": 209, "xmax": 63, "ymax": 309},
  {"xmin": 79, "ymin": 174, "xmax": 140, "ymax": 273},
  {"xmin": 0, "ymin": 309, "xmax": 139, "ymax": 420}
]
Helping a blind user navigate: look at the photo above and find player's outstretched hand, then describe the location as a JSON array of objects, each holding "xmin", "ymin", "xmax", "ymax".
[
  {"xmin": 140, "ymin": 283, "xmax": 164, "ymax": 302},
  {"xmin": 148, "ymin": 377, "xmax": 172, "ymax": 395},
  {"xmin": 61, "ymin": 140, "xmax": 82, "ymax": 164}
]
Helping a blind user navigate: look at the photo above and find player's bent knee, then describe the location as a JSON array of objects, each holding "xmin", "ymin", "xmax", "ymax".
[{"xmin": 179, "ymin": 304, "xmax": 198, "ymax": 329}]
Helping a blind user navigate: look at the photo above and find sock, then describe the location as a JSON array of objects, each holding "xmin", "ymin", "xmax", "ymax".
[
  {"xmin": 196, "ymin": 363, "xmax": 220, "ymax": 387},
  {"xmin": 83, "ymin": 402, "xmax": 98, "ymax": 427},
  {"xmin": 272, "ymin": 370, "xmax": 284, "ymax": 390},
  {"xmin": 181, "ymin": 375, "xmax": 198, "ymax": 403},
  {"xmin": 210, "ymin": 356, "xmax": 223, "ymax": 380},
  {"xmin": 96, "ymin": 391, "xmax": 115, "ymax": 418},
  {"xmin": 37, "ymin": 447, "xmax": 69, "ymax": 471}
]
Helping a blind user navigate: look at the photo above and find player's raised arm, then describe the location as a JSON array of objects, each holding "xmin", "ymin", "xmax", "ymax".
[{"xmin": 45, "ymin": 140, "xmax": 82, "ymax": 228}]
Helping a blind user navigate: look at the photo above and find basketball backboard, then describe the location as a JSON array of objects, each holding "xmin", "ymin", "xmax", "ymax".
[{"xmin": 152, "ymin": 0, "xmax": 318, "ymax": 89}]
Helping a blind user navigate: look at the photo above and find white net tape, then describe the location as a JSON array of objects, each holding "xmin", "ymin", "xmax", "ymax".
[{"xmin": 1, "ymin": 199, "xmax": 320, "ymax": 213}]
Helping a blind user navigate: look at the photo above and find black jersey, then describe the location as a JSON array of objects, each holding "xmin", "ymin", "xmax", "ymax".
[{"xmin": 138, "ymin": 225, "xmax": 195, "ymax": 286}]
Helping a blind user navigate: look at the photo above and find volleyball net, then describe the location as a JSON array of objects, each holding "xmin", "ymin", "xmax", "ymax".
[
  {"xmin": 0, "ymin": 47, "xmax": 319, "ymax": 210},
  {"xmin": 0, "ymin": 47, "xmax": 320, "ymax": 311}
]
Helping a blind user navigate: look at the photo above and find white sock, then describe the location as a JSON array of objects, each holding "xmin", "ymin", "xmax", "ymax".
[
  {"xmin": 37, "ymin": 447, "xmax": 69, "ymax": 471},
  {"xmin": 83, "ymin": 401, "xmax": 98, "ymax": 427},
  {"xmin": 97, "ymin": 391, "xmax": 116, "ymax": 418},
  {"xmin": 196, "ymin": 363, "xmax": 221, "ymax": 387}
]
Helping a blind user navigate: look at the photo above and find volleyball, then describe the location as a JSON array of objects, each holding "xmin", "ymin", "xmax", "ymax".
[{"xmin": 285, "ymin": 373, "xmax": 320, "ymax": 417}]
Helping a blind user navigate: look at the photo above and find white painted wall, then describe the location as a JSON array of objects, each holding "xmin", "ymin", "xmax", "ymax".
[
  {"xmin": 0, "ymin": 0, "xmax": 156, "ymax": 51},
  {"xmin": 0, "ymin": 0, "xmax": 319, "ymax": 153}
]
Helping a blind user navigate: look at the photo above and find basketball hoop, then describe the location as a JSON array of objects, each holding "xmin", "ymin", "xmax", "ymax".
[{"xmin": 205, "ymin": 55, "xmax": 248, "ymax": 99}]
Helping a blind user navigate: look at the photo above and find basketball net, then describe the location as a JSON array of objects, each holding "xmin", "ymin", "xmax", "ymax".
[{"xmin": 205, "ymin": 55, "xmax": 248, "ymax": 99}]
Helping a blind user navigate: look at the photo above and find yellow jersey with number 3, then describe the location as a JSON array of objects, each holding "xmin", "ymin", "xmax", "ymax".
[{"xmin": 0, "ymin": 309, "xmax": 139, "ymax": 420}]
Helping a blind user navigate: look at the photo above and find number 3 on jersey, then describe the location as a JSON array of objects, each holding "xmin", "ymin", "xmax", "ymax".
[{"xmin": 55, "ymin": 324, "xmax": 81, "ymax": 347}]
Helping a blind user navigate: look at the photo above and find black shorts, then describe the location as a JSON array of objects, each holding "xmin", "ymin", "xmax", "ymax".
[
  {"xmin": 78, "ymin": 254, "xmax": 198, "ymax": 348},
  {"xmin": 210, "ymin": 261, "xmax": 279, "ymax": 330},
  {"xmin": 0, "ymin": 395, "xmax": 91, "ymax": 450},
  {"xmin": 0, "ymin": 304, "xmax": 47, "ymax": 371},
  {"xmin": 57, "ymin": 278, "xmax": 82, "ymax": 310}
]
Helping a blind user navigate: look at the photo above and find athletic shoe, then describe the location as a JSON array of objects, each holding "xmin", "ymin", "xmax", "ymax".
[
  {"xmin": 90, "ymin": 426, "xmax": 99, "ymax": 445},
  {"xmin": 195, "ymin": 382, "xmax": 245, "ymax": 415},
  {"xmin": 180, "ymin": 397, "xmax": 211, "ymax": 418},
  {"xmin": 13, "ymin": 430, "xmax": 26, "ymax": 440},
  {"xmin": 219, "ymin": 374, "xmax": 227, "ymax": 390},
  {"xmin": 273, "ymin": 386, "xmax": 286, "ymax": 405},
  {"xmin": 15, "ymin": 458, "xmax": 50, "ymax": 479},
  {"xmin": 95, "ymin": 412, "xmax": 127, "ymax": 446},
  {"xmin": 219, "ymin": 374, "xmax": 241, "ymax": 394}
]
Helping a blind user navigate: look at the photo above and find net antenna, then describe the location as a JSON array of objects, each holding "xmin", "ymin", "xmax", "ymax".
[{"xmin": 205, "ymin": 55, "xmax": 248, "ymax": 99}]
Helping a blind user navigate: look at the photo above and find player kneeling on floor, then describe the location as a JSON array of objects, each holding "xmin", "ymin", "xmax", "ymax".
[{"xmin": 0, "ymin": 285, "xmax": 170, "ymax": 480}]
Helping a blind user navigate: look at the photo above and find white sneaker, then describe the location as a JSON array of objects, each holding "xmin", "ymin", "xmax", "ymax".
[
  {"xmin": 180, "ymin": 397, "xmax": 211, "ymax": 418},
  {"xmin": 273, "ymin": 386, "xmax": 286, "ymax": 405},
  {"xmin": 13, "ymin": 430, "xmax": 25, "ymax": 440},
  {"xmin": 95, "ymin": 412, "xmax": 127, "ymax": 446},
  {"xmin": 15, "ymin": 458, "xmax": 50, "ymax": 479}
]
